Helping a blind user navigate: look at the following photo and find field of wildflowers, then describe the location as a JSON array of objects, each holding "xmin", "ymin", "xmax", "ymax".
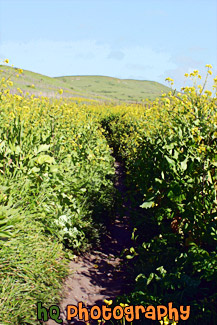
[
  {"xmin": 0, "ymin": 60, "xmax": 116, "ymax": 323},
  {"xmin": 99, "ymin": 66, "xmax": 217, "ymax": 324},
  {"xmin": 0, "ymin": 60, "xmax": 216, "ymax": 324}
]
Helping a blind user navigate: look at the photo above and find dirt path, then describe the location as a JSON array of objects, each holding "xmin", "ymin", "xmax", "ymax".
[{"xmin": 46, "ymin": 162, "xmax": 133, "ymax": 324}]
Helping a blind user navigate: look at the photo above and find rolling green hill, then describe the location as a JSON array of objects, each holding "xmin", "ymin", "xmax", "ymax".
[
  {"xmin": 0, "ymin": 65, "xmax": 171, "ymax": 102},
  {"xmin": 56, "ymin": 75, "xmax": 171, "ymax": 101}
]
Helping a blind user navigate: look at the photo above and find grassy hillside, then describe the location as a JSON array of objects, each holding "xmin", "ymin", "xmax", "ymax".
[
  {"xmin": 56, "ymin": 75, "xmax": 171, "ymax": 101},
  {"xmin": 0, "ymin": 65, "xmax": 171, "ymax": 102}
]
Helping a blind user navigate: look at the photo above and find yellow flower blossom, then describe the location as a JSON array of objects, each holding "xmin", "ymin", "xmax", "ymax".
[
  {"xmin": 165, "ymin": 77, "xmax": 174, "ymax": 84},
  {"xmin": 104, "ymin": 299, "xmax": 113, "ymax": 306},
  {"xmin": 197, "ymin": 85, "xmax": 203, "ymax": 93},
  {"xmin": 204, "ymin": 90, "xmax": 212, "ymax": 97},
  {"xmin": 7, "ymin": 81, "xmax": 13, "ymax": 87}
]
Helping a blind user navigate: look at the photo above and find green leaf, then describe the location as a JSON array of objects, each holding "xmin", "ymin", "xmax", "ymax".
[
  {"xmin": 165, "ymin": 155, "xmax": 177, "ymax": 172},
  {"xmin": 29, "ymin": 167, "xmax": 40, "ymax": 174},
  {"xmin": 147, "ymin": 273, "xmax": 155, "ymax": 285},
  {"xmin": 140, "ymin": 201, "xmax": 154, "ymax": 209},
  {"xmin": 36, "ymin": 144, "xmax": 50, "ymax": 154},
  {"xmin": 0, "ymin": 230, "xmax": 12, "ymax": 238},
  {"xmin": 126, "ymin": 255, "xmax": 134, "ymax": 259},
  {"xmin": 156, "ymin": 266, "xmax": 167, "ymax": 275},
  {"xmin": 211, "ymin": 161, "xmax": 217, "ymax": 167},
  {"xmin": 36, "ymin": 155, "xmax": 55, "ymax": 165},
  {"xmin": 180, "ymin": 157, "xmax": 188, "ymax": 171},
  {"xmin": 135, "ymin": 273, "xmax": 146, "ymax": 282},
  {"xmin": 207, "ymin": 171, "xmax": 213, "ymax": 183},
  {"xmin": 50, "ymin": 165, "xmax": 59, "ymax": 173}
]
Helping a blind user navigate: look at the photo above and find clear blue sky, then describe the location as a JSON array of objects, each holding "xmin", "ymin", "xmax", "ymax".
[{"xmin": 0, "ymin": 0, "xmax": 216, "ymax": 89}]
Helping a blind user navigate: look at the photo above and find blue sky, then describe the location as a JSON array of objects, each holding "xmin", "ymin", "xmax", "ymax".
[{"xmin": 0, "ymin": 0, "xmax": 216, "ymax": 89}]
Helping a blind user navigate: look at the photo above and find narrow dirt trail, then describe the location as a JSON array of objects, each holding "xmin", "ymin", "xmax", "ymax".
[{"xmin": 47, "ymin": 161, "xmax": 133, "ymax": 325}]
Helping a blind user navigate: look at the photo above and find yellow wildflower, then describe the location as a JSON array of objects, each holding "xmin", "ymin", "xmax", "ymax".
[
  {"xmin": 204, "ymin": 90, "xmax": 212, "ymax": 97},
  {"xmin": 197, "ymin": 85, "xmax": 203, "ymax": 93},
  {"xmin": 165, "ymin": 77, "xmax": 174, "ymax": 83},
  {"xmin": 104, "ymin": 299, "xmax": 113, "ymax": 306}
]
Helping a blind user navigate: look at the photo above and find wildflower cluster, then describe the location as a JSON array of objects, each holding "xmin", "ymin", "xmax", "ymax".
[
  {"xmin": 0, "ymin": 64, "xmax": 116, "ymax": 323},
  {"xmin": 98, "ymin": 66, "xmax": 217, "ymax": 324}
]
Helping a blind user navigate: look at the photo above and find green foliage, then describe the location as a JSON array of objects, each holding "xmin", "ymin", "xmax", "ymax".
[
  {"xmin": 1, "ymin": 64, "xmax": 216, "ymax": 324},
  {"xmin": 0, "ymin": 219, "xmax": 68, "ymax": 324},
  {"xmin": 103, "ymin": 77, "xmax": 217, "ymax": 323},
  {"xmin": 0, "ymin": 93, "xmax": 116, "ymax": 323}
]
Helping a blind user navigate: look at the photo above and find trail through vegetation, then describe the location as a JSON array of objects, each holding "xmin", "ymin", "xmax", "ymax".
[
  {"xmin": 0, "ymin": 62, "xmax": 217, "ymax": 325},
  {"xmin": 47, "ymin": 162, "xmax": 133, "ymax": 325}
]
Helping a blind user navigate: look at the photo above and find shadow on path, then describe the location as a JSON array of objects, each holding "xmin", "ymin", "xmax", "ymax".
[{"xmin": 47, "ymin": 161, "xmax": 133, "ymax": 325}]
